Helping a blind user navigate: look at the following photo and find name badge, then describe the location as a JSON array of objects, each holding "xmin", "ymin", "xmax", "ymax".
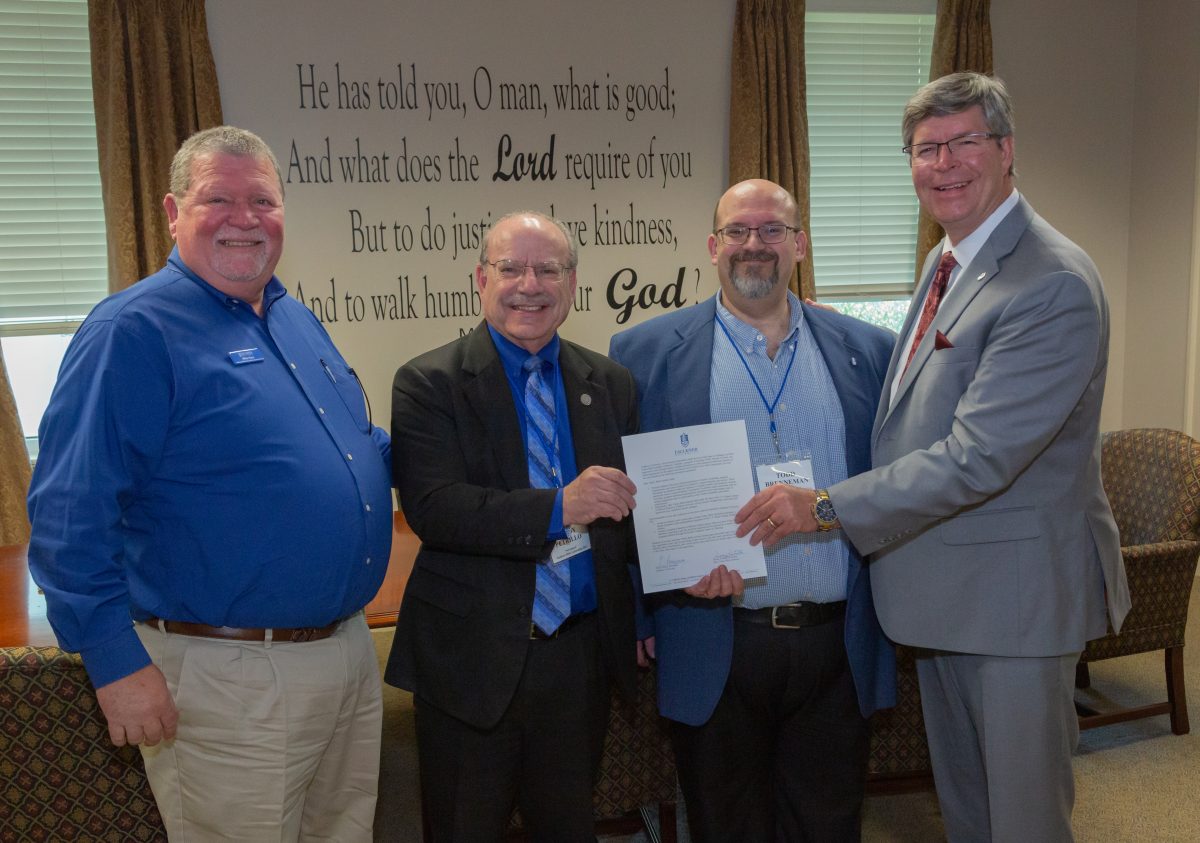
[
  {"xmin": 551, "ymin": 524, "xmax": 591, "ymax": 564},
  {"xmin": 228, "ymin": 347, "xmax": 265, "ymax": 365},
  {"xmin": 756, "ymin": 458, "xmax": 814, "ymax": 491}
]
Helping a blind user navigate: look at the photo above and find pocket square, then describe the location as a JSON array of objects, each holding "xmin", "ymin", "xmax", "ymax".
[{"xmin": 934, "ymin": 330, "xmax": 954, "ymax": 350}]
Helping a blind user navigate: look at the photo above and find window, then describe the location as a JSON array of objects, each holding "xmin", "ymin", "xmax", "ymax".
[
  {"xmin": 806, "ymin": 5, "xmax": 935, "ymax": 331},
  {"xmin": 0, "ymin": 0, "xmax": 107, "ymax": 453},
  {"xmin": 1, "ymin": 332, "xmax": 70, "ymax": 458}
]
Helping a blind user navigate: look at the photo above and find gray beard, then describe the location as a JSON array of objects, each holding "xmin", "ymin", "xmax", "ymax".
[{"xmin": 729, "ymin": 267, "xmax": 779, "ymax": 300}]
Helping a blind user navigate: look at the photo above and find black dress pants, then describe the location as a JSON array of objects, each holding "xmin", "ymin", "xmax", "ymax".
[
  {"xmin": 670, "ymin": 608, "xmax": 869, "ymax": 843},
  {"xmin": 415, "ymin": 614, "xmax": 608, "ymax": 843}
]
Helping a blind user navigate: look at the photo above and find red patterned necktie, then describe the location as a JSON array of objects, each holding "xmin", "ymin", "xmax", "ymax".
[{"xmin": 903, "ymin": 251, "xmax": 958, "ymax": 374}]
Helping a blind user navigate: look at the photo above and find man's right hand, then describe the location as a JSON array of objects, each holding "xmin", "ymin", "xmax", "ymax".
[
  {"xmin": 562, "ymin": 465, "xmax": 637, "ymax": 525},
  {"xmin": 684, "ymin": 564, "xmax": 745, "ymax": 599},
  {"xmin": 95, "ymin": 664, "xmax": 179, "ymax": 747}
]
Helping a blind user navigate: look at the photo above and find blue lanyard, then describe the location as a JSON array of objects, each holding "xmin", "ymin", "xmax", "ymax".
[{"xmin": 714, "ymin": 314, "xmax": 798, "ymax": 459}]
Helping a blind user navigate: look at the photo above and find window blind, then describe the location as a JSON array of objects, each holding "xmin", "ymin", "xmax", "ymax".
[
  {"xmin": 0, "ymin": 0, "xmax": 107, "ymax": 335},
  {"xmin": 806, "ymin": 11, "xmax": 934, "ymax": 298}
]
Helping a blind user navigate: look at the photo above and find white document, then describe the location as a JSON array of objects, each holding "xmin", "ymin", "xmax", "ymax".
[{"xmin": 621, "ymin": 420, "xmax": 767, "ymax": 593}]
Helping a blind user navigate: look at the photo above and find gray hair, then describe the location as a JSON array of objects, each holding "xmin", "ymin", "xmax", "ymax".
[
  {"xmin": 903, "ymin": 72, "xmax": 1016, "ymax": 176},
  {"xmin": 169, "ymin": 125, "xmax": 285, "ymax": 198},
  {"xmin": 479, "ymin": 211, "xmax": 579, "ymax": 268}
]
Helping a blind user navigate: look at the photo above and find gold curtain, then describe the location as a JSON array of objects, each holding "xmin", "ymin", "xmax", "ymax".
[
  {"xmin": 89, "ymin": 0, "xmax": 223, "ymax": 293},
  {"xmin": 0, "ymin": 346, "xmax": 31, "ymax": 545},
  {"xmin": 728, "ymin": 0, "xmax": 813, "ymax": 300},
  {"xmin": 914, "ymin": 0, "xmax": 993, "ymax": 275}
]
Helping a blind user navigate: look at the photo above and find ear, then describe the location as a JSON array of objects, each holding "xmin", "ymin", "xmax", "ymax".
[
  {"xmin": 999, "ymin": 135, "xmax": 1016, "ymax": 176},
  {"xmin": 794, "ymin": 229, "xmax": 808, "ymax": 263},
  {"xmin": 474, "ymin": 263, "xmax": 488, "ymax": 296},
  {"xmin": 707, "ymin": 232, "xmax": 720, "ymax": 265},
  {"xmin": 163, "ymin": 194, "xmax": 181, "ymax": 240}
]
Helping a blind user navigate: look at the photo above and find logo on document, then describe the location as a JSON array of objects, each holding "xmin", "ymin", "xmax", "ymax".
[{"xmin": 680, "ymin": 433, "xmax": 689, "ymax": 448}]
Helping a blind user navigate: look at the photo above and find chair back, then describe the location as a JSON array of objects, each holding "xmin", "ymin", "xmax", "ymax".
[
  {"xmin": 0, "ymin": 646, "xmax": 166, "ymax": 841},
  {"xmin": 1101, "ymin": 428, "xmax": 1200, "ymax": 546}
]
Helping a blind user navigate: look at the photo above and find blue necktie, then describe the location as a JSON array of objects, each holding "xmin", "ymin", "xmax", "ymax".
[{"xmin": 524, "ymin": 355, "xmax": 571, "ymax": 635}]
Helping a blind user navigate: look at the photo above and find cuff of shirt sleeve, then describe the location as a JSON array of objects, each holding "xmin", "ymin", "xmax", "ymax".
[
  {"xmin": 547, "ymin": 489, "xmax": 567, "ymax": 539},
  {"xmin": 80, "ymin": 622, "xmax": 153, "ymax": 689}
]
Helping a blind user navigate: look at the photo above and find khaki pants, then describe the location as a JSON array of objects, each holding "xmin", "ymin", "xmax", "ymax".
[{"xmin": 137, "ymin": 613, "xmax": 382, "ymax": 842}]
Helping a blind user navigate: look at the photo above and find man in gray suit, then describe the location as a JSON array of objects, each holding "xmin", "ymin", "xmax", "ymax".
[{"xmin": 734, "ymin": 73, "xmax": 1131, "ymax": 841}]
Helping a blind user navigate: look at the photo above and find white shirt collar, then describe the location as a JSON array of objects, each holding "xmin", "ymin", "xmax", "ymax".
[{"xmin": 940, "ymin": 188, "xmax": 1021, "ymax": 280}]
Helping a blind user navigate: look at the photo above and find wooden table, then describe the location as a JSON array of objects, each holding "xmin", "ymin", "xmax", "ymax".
[{"xmin": 0, "ymin": 513, "xmax": 417, "ymax": 648}]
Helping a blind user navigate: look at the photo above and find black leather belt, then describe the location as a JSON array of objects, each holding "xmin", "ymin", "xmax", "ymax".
[
  {"xmin": 530, "ymin": 611, "xmax": 594, "ymax": 640},
  {"xmin": 140, "ymin": 617, "xmax": 342, "ymax": 643},
  {"xmin": 734, "ymin": 601, "xmax": 846, "ymax": 629}
]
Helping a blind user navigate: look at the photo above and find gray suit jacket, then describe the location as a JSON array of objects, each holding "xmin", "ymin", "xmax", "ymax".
[{"xmin": 831, "ymin": 197, "xmax": 1131, "ymax": 657}]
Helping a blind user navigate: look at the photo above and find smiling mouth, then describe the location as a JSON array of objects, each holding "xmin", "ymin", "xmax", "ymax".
[
  {"xmin": 218, "ymin": 239, "xmax": 262, "ymax": 247},
  {"xmin": 935, "ymin": 181, "xmax": 969, "ymax": 192}
]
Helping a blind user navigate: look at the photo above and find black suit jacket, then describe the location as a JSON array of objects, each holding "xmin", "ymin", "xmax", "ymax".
[{"xmin": 384, "ymin": 324, "xmax": 638, "ymax": 728}]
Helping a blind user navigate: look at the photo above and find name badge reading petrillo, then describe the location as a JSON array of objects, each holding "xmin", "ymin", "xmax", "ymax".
[{"xmin": 228, "ymin": 348, "xmax": 265, "ymax": 365}]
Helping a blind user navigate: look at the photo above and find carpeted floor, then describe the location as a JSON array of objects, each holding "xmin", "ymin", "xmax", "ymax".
[{"xmin": 373, "ymin": 581, "xmax": 1200, "ymax": 842}]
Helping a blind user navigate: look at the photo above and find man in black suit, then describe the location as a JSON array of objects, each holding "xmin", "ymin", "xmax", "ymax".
[{"xmin": 384, "ymin": 210, "xmax": 640, "ymax": 842}]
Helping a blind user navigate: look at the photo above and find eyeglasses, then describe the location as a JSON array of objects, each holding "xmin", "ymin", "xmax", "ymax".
[
  {"xmin": 714, "ymin": 223, "xmax": 798, "ymax": 246},
  {"xmin": 486, "ymin": 260, "xmax": 572, "ymax": 284},
  {"xmin": 902, "ymin": 132, "xmax": 998, "ymax": 166}
]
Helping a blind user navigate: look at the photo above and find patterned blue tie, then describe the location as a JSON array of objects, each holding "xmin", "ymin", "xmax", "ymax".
[{"xmin": 524, "ymin": 355, "xmax": 571, "ymax": 635}]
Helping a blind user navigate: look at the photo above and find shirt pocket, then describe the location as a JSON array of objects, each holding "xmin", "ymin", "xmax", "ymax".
[{"xmin": 328, "ymin": 360, "xmax": 371, "ymax": 433}]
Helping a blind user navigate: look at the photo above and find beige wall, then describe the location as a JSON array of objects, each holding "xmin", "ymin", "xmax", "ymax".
[
  {"xmin": 993, "ymin": 0, "xmax": 1200, "ymax": 434},
  {"xmin": 1124, "ymin": 0, "xmax": 1200, "ymax": 432}
]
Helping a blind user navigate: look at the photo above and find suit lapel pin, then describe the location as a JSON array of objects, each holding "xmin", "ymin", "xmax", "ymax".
[
  {"xmin": 977, "ymin": 272, "xmax": 986, "ymax": 281},
  {"xmin": 850, "ymin": 356, "xmax": 858, "ymax": 367},
  {"xmin": 580, "ymin": 393, "xmax": 592, "ymax": 406}
]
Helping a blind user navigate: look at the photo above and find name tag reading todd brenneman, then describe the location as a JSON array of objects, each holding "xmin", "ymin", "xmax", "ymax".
[
  {"xmin": 755, "ymin": 458, "xmax": 814, "ymax": 492},
  {"xmin": 228, "ymin": 347, "xmax": 265, "ymax": 365},
  {"xmin": 551, "ymin": 525, "xmax": 591, "ymax": 564}
]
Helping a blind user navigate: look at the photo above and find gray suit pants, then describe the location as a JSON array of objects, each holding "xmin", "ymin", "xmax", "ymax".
[{"xmin": 916, "ymin": 650, "xmax": 1080, "ymax": 843}]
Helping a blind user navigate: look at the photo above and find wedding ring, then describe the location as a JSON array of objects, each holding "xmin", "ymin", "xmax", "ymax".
[{"xmin": 766, "ymin": 517, "xmax": 778, "ymax": 530}]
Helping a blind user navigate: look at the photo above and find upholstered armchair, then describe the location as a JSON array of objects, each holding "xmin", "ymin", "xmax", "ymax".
[
  {"xmin": 589, "ymin": 667, "xmax": 678, "ymax": 841},
  {"xmin": 1076, "ymin": 428, "xmax": 1200, "ymax": 735},
  {"xmin": 0, "ymin": 646, "xmax": 167, "ymax": 841}
]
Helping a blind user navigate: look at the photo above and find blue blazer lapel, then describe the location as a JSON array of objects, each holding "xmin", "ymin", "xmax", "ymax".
[
  {"xmin": 664, "ymin": 297, "xmax": 718, "ymax": 427},
  {"xmin": 803, "ymin": 305, "xmax": 875, "ymax": 477}
]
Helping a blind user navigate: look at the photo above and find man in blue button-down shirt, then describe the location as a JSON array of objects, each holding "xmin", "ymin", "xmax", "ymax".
[{"xmin": 27, "ymin": 126, "xmax": 392, "ymax": 842}]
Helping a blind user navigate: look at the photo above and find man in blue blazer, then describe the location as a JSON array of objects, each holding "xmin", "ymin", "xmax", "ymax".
[
  {"xmin": 744, "ymin": 75, "xmax": 1131, "ymax": 842},
  {"xmin": 609, "ymin": 179, "xmax": 895, "ymax": 841}
]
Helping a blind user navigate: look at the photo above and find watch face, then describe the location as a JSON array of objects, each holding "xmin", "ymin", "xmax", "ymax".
[{"xmin": 815, "ymin": 498, "xmax": 837, "ymax": 524}]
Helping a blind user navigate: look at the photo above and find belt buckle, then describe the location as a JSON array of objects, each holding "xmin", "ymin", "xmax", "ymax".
[
  {"xmin": 288, "ymin": 627, "xmax": 318, "ymax": 643},
  {"xmin": 770, "ymin": 605, "xmax": 802, "ymax": 630}
]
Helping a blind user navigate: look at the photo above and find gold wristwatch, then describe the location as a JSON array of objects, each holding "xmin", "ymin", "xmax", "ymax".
[{"xmin": 812, "ymin": 489, "xmax": 839, "ymax": 532}]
